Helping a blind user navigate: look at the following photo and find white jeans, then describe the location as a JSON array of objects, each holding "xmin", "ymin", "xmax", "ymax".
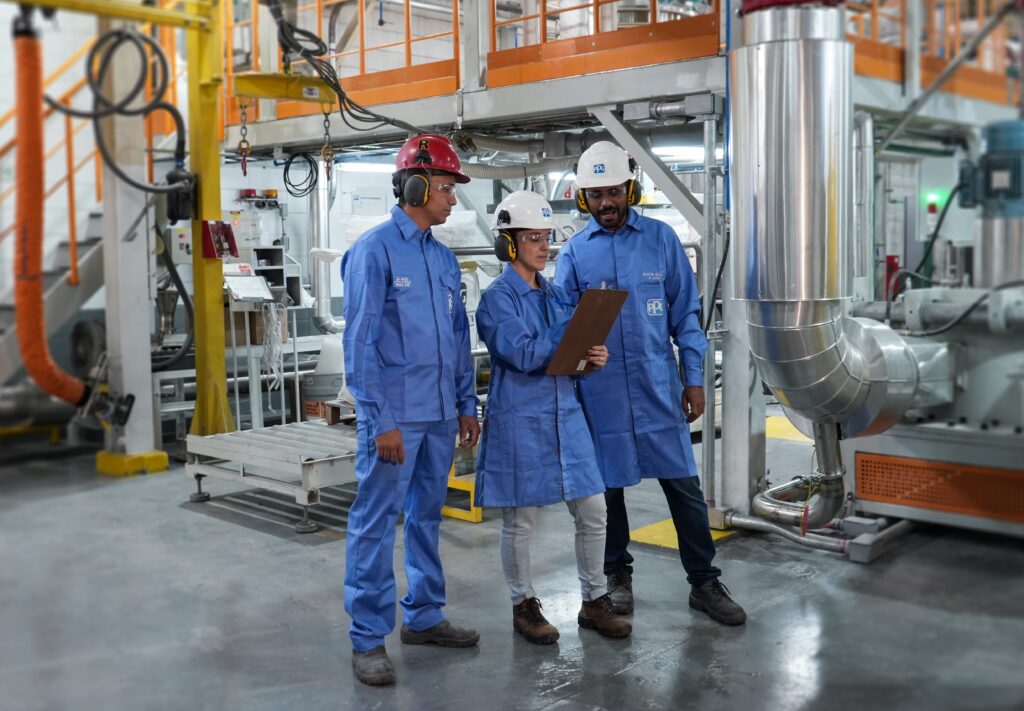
[{"xmin": 500, "ymin": 494, "xmax": 607, "ymax": 605}]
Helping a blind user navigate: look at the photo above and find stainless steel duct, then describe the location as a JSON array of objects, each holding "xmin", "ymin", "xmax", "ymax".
[
  {"xmin": 730, "ymin": 3, "xmax": 921, "ymax": 529},
  {"xmin": 309, "ymin": 160, "xmax": 345, "ymax": 334}
]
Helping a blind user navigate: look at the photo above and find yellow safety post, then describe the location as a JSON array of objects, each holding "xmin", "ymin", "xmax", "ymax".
[
  {"xmin": 187, "ymin": 0, "xmax": 235, "ymax": 435},
  {"xmin": 441, "ymin": 462, "xmax": 483, "ymax": 523}
]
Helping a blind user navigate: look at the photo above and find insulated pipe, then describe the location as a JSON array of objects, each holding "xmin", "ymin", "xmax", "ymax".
[
  {"xmin": 13, "ymin": 25, "xmax": 87, "ymax": 407},
  {"xmin": 730, "ymin": 4, "xmax": 918, "ymax": 441},
  {"xmin": 309, "ymin": 161, "xmax": 345, "ymax": 335},
  {"xmin": 460, "ymin": 133, "xmax": 545, "ymax": 154},
  {"xmin": 461, "ymin": 156, "xmax": 577, "ymax": 180}
]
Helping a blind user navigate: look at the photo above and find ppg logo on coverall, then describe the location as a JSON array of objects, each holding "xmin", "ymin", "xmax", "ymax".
[{"xmin": 647, "ymin": 299, "xmax": 664, "ymax": 317}]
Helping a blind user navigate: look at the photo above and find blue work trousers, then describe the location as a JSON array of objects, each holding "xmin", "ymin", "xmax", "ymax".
[
  {"xmin": 344, "ymin": 418, "xmax": 458, "ymax": 652},
  {"xmin": 604, "ymin": 476, "xmax": 721, "ymax": 586}
]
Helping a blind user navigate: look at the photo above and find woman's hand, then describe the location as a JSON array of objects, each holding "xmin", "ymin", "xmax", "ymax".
[{"xmin": 586, "ymin": 345, "xmax": 608, "ymax": 370}]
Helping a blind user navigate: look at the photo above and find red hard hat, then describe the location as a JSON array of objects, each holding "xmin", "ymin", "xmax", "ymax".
[{"xmin": 395, "ymin": 134, "xmax": 470, "ymax": 184}]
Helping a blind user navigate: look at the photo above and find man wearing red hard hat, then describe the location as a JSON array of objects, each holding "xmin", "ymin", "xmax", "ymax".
[{"xmin": 341, "ymin": 134, "xmax": 480, "ymax": 686}]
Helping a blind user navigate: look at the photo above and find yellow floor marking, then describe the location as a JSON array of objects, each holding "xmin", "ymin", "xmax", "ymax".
[
  {"xmin": 766, "ymin": 415, "xmax": 812, "ymax": 442},
  {"xmin": 632, "ymin": 517, "xmax": 735, "ymax": 550}
]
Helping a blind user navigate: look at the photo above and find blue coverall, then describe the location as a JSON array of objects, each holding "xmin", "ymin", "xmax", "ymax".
[
  {"xmin": 474, "ymin": 268, "xmax": 605, "ymax": 508},
  {"xmin": 342, "ymin": 205, "xmax": 478, "ymax": 652},
  {"xmin": 554, "ymin": 208, "xmax": 721, "ymax": 584}
]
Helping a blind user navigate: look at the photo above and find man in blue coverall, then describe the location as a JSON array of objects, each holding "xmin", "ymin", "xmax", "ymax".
[
  {"xmin": 554, "ymin": 141, "xmax": 746, "ymax": 627},
  {"xmin": 342, "ymin": 134, "xmax": 482, "ymax": 686}
]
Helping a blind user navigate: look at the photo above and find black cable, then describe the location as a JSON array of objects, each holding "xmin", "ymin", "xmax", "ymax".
[
  {"xmin": 703, "ymin": 226, "xmax": 730, "ymax": 333},
  {"xmin": 884, "ymin": 268, "xmax": 940, "ymax": 322},
  {"xmin": 43, "ymin": 28, "xmax": 191, "ymax": 196},
  {"xmin": 262, "ymin": 0, "xmax": 421, "ymax": 135},
  {"xmin": 151, "ymin": 228, "xmax": 195, "ymax": 372},
  {"xmin": 908, "ymin": 279, "xmax": 1024, "ymax": 338},
  {"xmin": 283, "ymin": 153, "xmax": 319, "ymax": 198},
  {"xmin": 913, "ymin": 182, "xmax": 963, "ymax": 276}
]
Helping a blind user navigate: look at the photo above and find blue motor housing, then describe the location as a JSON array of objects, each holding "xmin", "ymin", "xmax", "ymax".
[{"xmin": 960, "ymin": 120, "xmax": 1024, "ymax": 218}]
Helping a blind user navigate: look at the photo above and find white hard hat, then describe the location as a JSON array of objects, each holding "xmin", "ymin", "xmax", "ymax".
[
  {"xmin": 575, "ymin": 141, "xmax": 635, "ymax": 189},
  {"xmin": 492, "ymin": 190, "xmax": 555, "ymax": 231}
]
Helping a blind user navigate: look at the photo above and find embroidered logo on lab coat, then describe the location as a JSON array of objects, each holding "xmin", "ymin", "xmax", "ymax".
[
  {"xmin": 394, "ymin": 276, "xmax": 412, "ymax": 288},
  {"xmin": 448, "ymin": 292, "xmax": 454, "ymax": 314},
  {"xmin": 647, "ymin": 298, "xmax": 664, "ymax": 317}
]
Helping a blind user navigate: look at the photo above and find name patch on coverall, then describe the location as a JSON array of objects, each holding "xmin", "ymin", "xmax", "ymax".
[{"xmin": 393, "ymin": 276, "xmax": 412, "ymax": 288}]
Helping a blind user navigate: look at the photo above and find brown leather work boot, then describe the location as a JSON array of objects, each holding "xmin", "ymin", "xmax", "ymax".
[
  {"xmin": 512, "ymin": 597, "xmax": 560, "ymax": 645},
  {"xmin": 578, "ymin": 593, "xmax": 632, "ymax": 638}
]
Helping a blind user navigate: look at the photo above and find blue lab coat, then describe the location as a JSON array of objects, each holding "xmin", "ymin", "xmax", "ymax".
[
  {"xmin": 341, "ymin": 205, "xmax": 478, "ymax": 652},
  {"xmin": 554, "ymin": 209, "xmax": 707, "ymax": 488},
  {"xmin": 474, "ymin": 268, "xmax": 605, "ymax": 508}
]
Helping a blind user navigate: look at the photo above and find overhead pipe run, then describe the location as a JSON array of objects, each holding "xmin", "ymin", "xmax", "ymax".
[
  {"xmin": 309, "ymin": 160, "xmax": 345, "ymax": 335},
  {"xmin": 13, "ymin": 16, "xmax": 87, "ymax": 408},
  {"xmin": 461, "ymin": 155, "xmax": 577, "ymax": 180}
]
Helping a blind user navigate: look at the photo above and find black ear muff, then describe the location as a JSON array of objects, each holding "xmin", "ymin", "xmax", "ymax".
[
  {"xmin": 403, "ymin": 173, "xmax": 431, "ymax": 207},
  {"xmin": 626, "ymin": 178, "xmax": 641, "ymax": 206},
  {"xmin": 494, "ymin": 230, "xmax": 517, "ymax": 263},
  {"xmin": 576, "ymin": 189, "xmax": 589, "ymax": 212}
]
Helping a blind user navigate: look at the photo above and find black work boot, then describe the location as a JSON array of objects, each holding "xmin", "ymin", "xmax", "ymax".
[
  {"xmin": 512, "ymin": 597, "xmax": 559, "ymax": 645},
  {"xmin": 400, "ymin": 619, "xmax": 480, "ymax": 647},
  {"xmin": 352, "ymin": 646, "xmax": 396, "ymax": 686},
  {"xmin": 578, "ymin": 594, "xmax": 632, "ymax": 638},
  {"xmin": 606, "ymin": 569, "xmax": 634, "ymax": 615},
  {"xmin": 689, "ymin": 579, "xmax": 747, "ymax": 626}
]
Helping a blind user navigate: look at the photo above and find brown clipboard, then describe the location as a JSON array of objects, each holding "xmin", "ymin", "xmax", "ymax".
[{"xmin": 545, "ymin": 288, "xmax": 628, "ymax": 376}]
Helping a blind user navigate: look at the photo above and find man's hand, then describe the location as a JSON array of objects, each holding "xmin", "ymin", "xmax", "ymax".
[
  {"xmin": 682, "ymin": 386, "xmax": 705, "ymax": 424},
  {"xmin": 375, "ymin": 428, "xmax": 405, "ymax": 464},
  {"xmin": 459, "ymin": 415, "xmax": 481, "ymax": 449},
  {"xmin": 586, "ymin": 345, "xmax": 609, "ymax": 370}
]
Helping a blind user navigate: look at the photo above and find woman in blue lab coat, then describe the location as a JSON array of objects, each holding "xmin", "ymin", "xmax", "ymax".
[{"xmin": 475, "ymin": 191, "xmax": 631, "ymax": 644}]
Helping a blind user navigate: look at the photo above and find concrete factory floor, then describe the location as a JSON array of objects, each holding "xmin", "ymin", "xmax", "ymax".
[{"xmin": 3, "ymin": 431, "xmax": 1024, "ymax": 711}]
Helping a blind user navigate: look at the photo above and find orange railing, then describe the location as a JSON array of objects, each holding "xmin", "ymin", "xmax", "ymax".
[
  {"xmin": 0, "ymin": 19, "xmax": 183, "ymax": 285},
  {"xmin": 848, "ymin": 0, "xmax": 1014, "ymax": 104},
  {"xmin": 486, "ymin": 0, "xmax": 720, "ymax": 87},
  {"xmin": 224, "ymin": 0, "xmax": 462, "ymax": 124}
]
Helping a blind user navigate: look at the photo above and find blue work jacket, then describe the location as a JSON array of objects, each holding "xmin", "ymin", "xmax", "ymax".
[
  {"xmin": 474, "ymin": 268, "xmax": 605, "ymax": 508},
  {"xmin": 342, "ymin": 205, "xmax": 478, "ymax": 437},
  {"xmin": 554, "ymin": 209, "xmax": 707, "ymax": 487}
]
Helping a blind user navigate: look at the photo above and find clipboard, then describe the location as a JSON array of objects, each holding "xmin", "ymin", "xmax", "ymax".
[{"xmin": 545, "ymin": 288, "xmax": 628, "ymax": 376}]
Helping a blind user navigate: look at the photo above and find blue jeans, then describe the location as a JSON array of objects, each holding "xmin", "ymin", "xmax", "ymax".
[
  {"xmin": 344, "ymin": 419, "xmax": 458, "ymax": 652},
  {"xmin": 604, "ymin": 476, "xmax": 721, "ymax": 586}
]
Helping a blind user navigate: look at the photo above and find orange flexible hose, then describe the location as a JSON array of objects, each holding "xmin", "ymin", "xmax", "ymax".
[{"xmin": 14, "ymin": 32, "xmax": 86, "ymax": 406}]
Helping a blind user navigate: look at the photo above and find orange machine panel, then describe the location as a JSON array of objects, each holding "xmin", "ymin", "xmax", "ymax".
[{"xmin": 856, "ymin": 453, "xmax": 1024, "ymax": 524}]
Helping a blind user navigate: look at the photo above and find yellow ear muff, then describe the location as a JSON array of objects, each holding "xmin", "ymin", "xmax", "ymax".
[
  {"xmin": 626, "ymin": 179, "xmax": 641, "ymax": 206},
  {"xmin": 576, "ymin": 189, "xmax": 589, "ymax": 212},
  {"xmin": 403, "ymin": 173, "xmax": 431, "ymax": 207},
  {"xmin": 494, "ymin": 230, "xmax": 517, "ymax": 262}
]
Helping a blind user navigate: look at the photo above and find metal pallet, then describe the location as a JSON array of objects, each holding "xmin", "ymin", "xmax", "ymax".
[{"xmin": 185, "ymin": 421, "xmax": 360, "ymax": 514}]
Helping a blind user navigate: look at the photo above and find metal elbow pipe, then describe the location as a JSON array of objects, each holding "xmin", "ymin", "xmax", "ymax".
[
  {"xmin": 752, "ymin": 422, "xmax": 846, "ymax": 530},
  {"xmin": 309, "ymin": 160, "xmax": 345, "ymax": 335}
]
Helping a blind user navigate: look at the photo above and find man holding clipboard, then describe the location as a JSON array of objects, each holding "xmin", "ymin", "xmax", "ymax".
[{"xmin": 554, "ymin": 141, "xmax": 746, "ymax": 627}]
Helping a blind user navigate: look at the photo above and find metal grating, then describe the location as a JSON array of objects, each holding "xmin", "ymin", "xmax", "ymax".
[{"xmin": 856, "ymin": 453, "xmax": 1024, "ymax": 524}]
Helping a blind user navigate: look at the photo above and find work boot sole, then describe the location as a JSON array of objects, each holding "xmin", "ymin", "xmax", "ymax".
[
  {"xmin": 577, "ymin": 615, "xmax": 632, "ymax": 639},
  {"xmin": 609, "ymin": 599, "xmax": 634, "ymax": 615},
  {"xmin": 400, "ymin": 627, "xmax": 480, "ymax": 648},
  {"xmin": 352, "ymin": 666, "xmax": 396, "ymax": 686},
  {"xmin": 688, "ymin": 595, "xmax": 747, "ymax": 626},
  {"xmin": 513, "ymin": 620, "xmax": 559, "ymax": 645}
]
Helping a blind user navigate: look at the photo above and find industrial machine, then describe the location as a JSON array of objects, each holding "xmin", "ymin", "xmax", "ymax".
[{"xmin": 724, "ymin": 0, "xmax": 1024, "ymax": 557}]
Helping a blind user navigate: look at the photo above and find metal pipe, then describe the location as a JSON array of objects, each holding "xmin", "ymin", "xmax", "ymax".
[
  {"xmin": 701, "ymin": 117, "xmax": 718, "ymax": 505},
  {"xmin": 853, "ymin": 112, "xmax": 875, "ymax": 286},
  {"xmin": 310, "ymin": 160, "xmax": 345, "ymax": 335},
  {"xmin": 731, "ymin": 4, "xmax": 919, "ymax": 440},
  {"xmin": 852, "ymin": 299, "xmax": 1024, "ymax": 331},
  {"xmin": 751, "ymin": 421, "xmax": 846, "ymax": 530},
  {"xmin": 726, "ymin": 512, "xmax": 848, "ymax": 553},
  {"xmin": 0, "ymin": 382, "xmax": 77, "ymax": 425},
  {"xmin": 877, "ymin": 0, "xmax": 1017, "ymax": 153},
  {"xmin": 461, "ymin": 155, "xmax": 576, "ymax": 180}
]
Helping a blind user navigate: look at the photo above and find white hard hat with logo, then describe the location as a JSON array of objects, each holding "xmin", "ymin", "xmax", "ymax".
[
  {"xmin": 492, "ymin": 190, "xmax": 555, "ymax": 231},
  {"xmin": 574, "ymin": 141, "xmax": 636, "ymax": 189}
]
